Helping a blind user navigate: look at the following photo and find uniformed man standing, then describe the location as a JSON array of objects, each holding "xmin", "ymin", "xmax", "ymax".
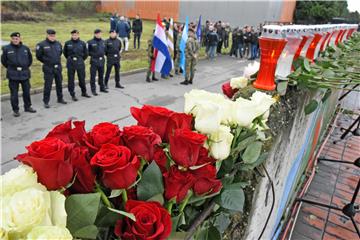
[
  {"xmin": 181, "ymin": 28, "xmax": 200, "ymax": 85},
  {"xmin": 145, "ymin": 32, "xmax": 158, "ymax": 83},
  {"xmin": 104, "ymin": 29, "xmax": 123, "ymax": 89},
  {"xmin": 63, "ymin": 29, "xmax": 90, "ymax": 101},
  {"xmin": 1, "ymin": 32, "xmax": 36, "ymax": 117},
  {"xmin": 36, "ymin": 29, "xmax": 66, "ymax": 108},
  {"xmin": 174, "ymin": 26, "xmax": 182, "ymax": 75},
  {"xmin": 87, "ymin": 29, "xmax": 108, "ymax": 95}
]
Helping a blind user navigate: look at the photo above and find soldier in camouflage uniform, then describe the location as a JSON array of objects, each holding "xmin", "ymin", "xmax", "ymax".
[
  {"xmin": 174, "ymin": 28, "xmax": 182, "ymax": 75},
  {"xmin": 145, "ymin": 32, "xmax": 158, "ymax": 82},
  {"xmin": 180, "ymin": 28, "xmax": 200, "ymax": 85}
]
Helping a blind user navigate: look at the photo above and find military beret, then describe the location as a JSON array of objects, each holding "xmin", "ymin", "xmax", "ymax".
[
  {"xmin": 109, "ymin": 29, "xmax": 116, "ymax": 33},
  {"xmin": 46, "ymin": 29, "xmax": 56, "ymax": 35},
  {"xmin": 10, "ymin": 32, "xmax": 20, "ymax": 37},
  {"xmin": 94, "ymin": 29, "xmax": 102, "ymax": 34},
  {"xmin": 71, "ymin": 29, "xmax": 79, "ymax": 34}
]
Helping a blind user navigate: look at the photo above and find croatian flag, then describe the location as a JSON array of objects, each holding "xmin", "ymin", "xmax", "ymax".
[
  {"xmin": 153, "ymin": 14, "xmax": 172, "ymax": 75},
  {"xmin": 179, "ymin": 16, "xmax": 189, "ymax": 76}
]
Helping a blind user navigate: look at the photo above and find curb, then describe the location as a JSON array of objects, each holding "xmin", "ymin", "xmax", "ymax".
[{"xmin": 1, "ymin": 67, "xmax": 147, "ymax": 102}]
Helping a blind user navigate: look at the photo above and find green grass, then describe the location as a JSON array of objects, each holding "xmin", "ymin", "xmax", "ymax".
[
  {"xmin": 1, "ymin": 18, "xmax": 231, "ymax": 95},
  {"xmin": 1, "ymin": 18, "xmax": 155, "ymax": 94}
]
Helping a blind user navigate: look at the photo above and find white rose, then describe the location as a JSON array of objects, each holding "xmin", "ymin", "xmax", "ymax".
[
  {"xmin": 250, "ymin": 91, "xmax": 276, "ymax": 117},
  {"xmin": 194, "ymin": 101, "xmax": 222, "ymax": 134},
  {"xmin": 0, "ymin": 164, "xmax": 45, "ymax": 197},
  {"xmin": 209, "ymin": 125, "xmax": 234, "ymax": 160},
  {"xmin": 243, "ymin": 61, "xmax": 260, "ymax": 78},
  {"xmin": 26, "ymin": 226, "xmax": 72, "ymax": 240},
  {"xmin": 2, "ymin": 188, "xmax": 50, "ymax": 233},
  {"xmin": 231, "ymin": 98, "xmax": 259, "ymax": 127},
  {"xmin": 230, "ymin": 76, "xmax": 248, "ymax": 89},
  {"xmin": 2, "ymin": 189, "xmax": 67, "ymax": 235}
]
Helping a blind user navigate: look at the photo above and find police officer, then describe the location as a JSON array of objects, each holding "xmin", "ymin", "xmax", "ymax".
[
  {"xmin": 87, "ymin": 29, "xmax": 108, "ymax": 95},
  {"xmin": 1, "ymin": 32, "xmax": 36, "ymax": 117},
  {"xmin": 63, "ymin": 29, "xmax": 90, "ymax": 101},
  {"xmin": 181, "ymin": 28, "xmax": 200, "ymax": 85},
  {"xmin": 36, "ymin": 29, "xmax": 66, "ymax": 108},
  {"xmin": 145, "ymin": 31, "xmax": 158, "ymax": 83},
  {"xmin": 104, "ymin": 29, "xmax": 123, "ymax": 89}
]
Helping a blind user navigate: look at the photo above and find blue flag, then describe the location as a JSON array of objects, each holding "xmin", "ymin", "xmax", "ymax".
[
  {"xmin": 179, "ymin": 17, "xmax": 189, "ymax": 76},
  {"xmin": 196, "ymin": 15, "xmax": 202, "ymax": 43}
]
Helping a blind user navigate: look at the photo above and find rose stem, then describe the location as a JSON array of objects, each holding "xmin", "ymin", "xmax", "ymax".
[{"xmin": 122, "ymin": 189, "xmax": 128, "ymax": 204}]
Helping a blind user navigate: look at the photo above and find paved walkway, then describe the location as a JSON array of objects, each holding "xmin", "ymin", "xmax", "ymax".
[
  {"xmin": 290, "ymin": 91, "xmax": 360, "ymax": 240},
  {"xmin": 1, "ymin": 56, "xmax": 248, "ymax": 172}
]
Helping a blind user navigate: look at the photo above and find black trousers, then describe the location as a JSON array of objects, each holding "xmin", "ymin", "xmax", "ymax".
[
  {"xmin": 134, "ymin": 33, "xmax": 141, "ymax": 49},
  {"xmin": 217, "ymin": 40, "xmax": 223, "ymax": 54},
  {"xmin": 9, "ymin": 79, "xmax": 32, "ymax": 112},
  {"xmin": 90, "ymin": 64, "xmax": 105, "ymax": 92},
  {"xmin": 43, "ymin": 67, "xmax": 63, "ymax": 104},
  {"xmin": 104, "ymin": 62, "xmax": 120, "ymax": 86},
  {"xmin": 67, "ymin": 66, "xmax": 87, "ymax": 96}
]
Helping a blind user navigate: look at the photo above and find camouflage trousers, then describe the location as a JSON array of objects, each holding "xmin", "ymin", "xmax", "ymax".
[
  {"xmin": 146, "ymin": 57, "xmax": 153, "ymax": 78},
  {"xmin": 175, "ymin": 51, "xmax": 182, "ymax": 71},
  {"xmin": 185, "ymin": 57, "xmax": 197, "ymax": 80}
]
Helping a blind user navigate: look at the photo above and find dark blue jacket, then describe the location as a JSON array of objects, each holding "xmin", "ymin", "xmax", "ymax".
[
  {"xmin": 105, "ymin": 37, "xmax": 121, "ymax": 64},
  {"xmin": 1, "ymin": 42, "xmax": 32, "ymax": 81},
  {"xmin": 87, "ymin": 37, "xmax": 105, "ymax": 66},
  {"xmin": 116, "ymin": 20, "xmax": 130, "ymax": 38},
  {"xmin": 36, "ymin": 39, "xmax": 62, "ymax": 67},
  {"xmin": 63, "ymin": 38, "xmax": 88, "ymax": 68},
  {"xmin": 110, "ymin": 16, "xmax": 118, "ymax": 31}
]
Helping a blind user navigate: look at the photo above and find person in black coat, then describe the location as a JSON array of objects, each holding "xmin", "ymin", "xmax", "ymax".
[
  {"xmin": 63, "ymin": 29, "xmax": 90, "ymax": 101},
  {"xmin": 132, "ymin": 14, "xmax": 143, "ymax": 49},
  {"xmin": 87, "ymin": 29, "xmax": 108, "ymax": 96},
  {"xmin": 1, "ymin": 32, "xmax": 36, "ymax": 117},
  {"xmin": 104, "ymin": 29, "xmax": 123, "ymax": 89},
  {"xmin": 36, "ymin": 29, "xmax": 67, "ymax": 108},
  {"xmin": 110, "ymin": 13, "xmax": 118, "ymax": 31}
]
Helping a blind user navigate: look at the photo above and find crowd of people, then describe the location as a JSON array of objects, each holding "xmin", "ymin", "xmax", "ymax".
[{"xmin": 1, "ymin": 14, "xmax": 262, "ymax": 118}]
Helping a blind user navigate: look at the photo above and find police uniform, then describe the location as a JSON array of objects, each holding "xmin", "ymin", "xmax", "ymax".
[
  {"xmin": 87, "ymin": 29, "xmax": 108, "ymax": 95},
  {"xmin": 181, "ymin": 29, "xmax": 200, "ymax": 85},
  {"xmin": 36, "ymin": 29, "xmax": 66, "ymax": 107},
  {"xmin": 104, "ymin": 30, "xmax": 123, "ymax": 88},
  {"xmin": 1, "ymin": 32, "xmax": 36, "ymax": 116},
  {"xmin": 145, "ymin": 34, "xmax": 158, "ymax": 82},
  {"xmin": 63, "ymin": 30, "xmax": 90, "ymax": 100}
]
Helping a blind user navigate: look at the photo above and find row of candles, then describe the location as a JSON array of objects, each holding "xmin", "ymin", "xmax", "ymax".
[{"xmin": 252, "ymin": 24, "xmax": 359, "ymax": 91}]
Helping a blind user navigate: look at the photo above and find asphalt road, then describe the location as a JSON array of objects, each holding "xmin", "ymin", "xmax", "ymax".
[{"xmin": 1, "ymin": 56, "xmax": 248, "ymax": 173}]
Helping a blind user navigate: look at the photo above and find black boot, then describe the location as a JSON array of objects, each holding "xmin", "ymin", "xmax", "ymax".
[
  {"xmin": 152, "ymin": 74, "xmax": 158, "ymax": 81},
  {"xmin": 115, "ymin": 83, "xmax": 124, "ymax": 89},
  {"xmin": 180, "ymin": 80, "xmax": 189, "ymax": 85},
  {"xmin": 25, "ymin": 107, "xmax": 36, "ymax": 113},
  {"xmin": 146, "ymin": 77, "xmax": 151, "ymax": 82},
  {"xmin": 58, "ymin": 99, "xmax": 67, "ymax": 104},
  {"xmin": 72, "ymin": 96, "xmax": 78, "ymax": 101},
  {"xmin": 13, "ymin": 111, "xmax": 20, "ymax": 117},
  {"xmin": 82, "ymin": 93, "xmax": 91, "ymax": 98}
]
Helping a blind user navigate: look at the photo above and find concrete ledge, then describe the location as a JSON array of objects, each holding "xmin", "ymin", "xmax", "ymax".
[{"xmin": 1, "ymin": 67, "xmax": 147, "ymax": 102}]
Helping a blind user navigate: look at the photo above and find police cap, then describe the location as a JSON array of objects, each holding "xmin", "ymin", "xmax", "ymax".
[
  {"xmin": 46, "ymin": 29, "xmax": 56, "ymax": 35},
  {"xmin": 10, "ymin": 32, "xmax": 20, "ymax": 38},
  {"xmin": 94, "ymin": 29, "xmax": 102, "ymax": 34}
]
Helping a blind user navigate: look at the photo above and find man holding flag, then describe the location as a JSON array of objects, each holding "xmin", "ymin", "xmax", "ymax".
[
  {"xmin": 178, "ymin": 17, "xmax": 189, "ymax": 79},
  {"xmin": 181, "ymin": 27, "xmax": 200, "ymax": 85}
]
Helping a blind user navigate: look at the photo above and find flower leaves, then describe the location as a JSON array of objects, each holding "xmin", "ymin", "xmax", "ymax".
[
  {"xmin": 137, "ymin": 161, "xmax": 164, "ymax": 202},
  {"xmin": 242, "ymin": 141, "xmax": 263, "ymax": 164},
  {"xmin": 304, "ymin": 99, "xmax": 319, "ymax": 115}
]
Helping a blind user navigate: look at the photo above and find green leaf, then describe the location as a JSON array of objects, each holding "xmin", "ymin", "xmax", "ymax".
[
  {"xmin": 65, "ymin": 193, "xmax": 101, "ymax": 235},
  {"xmin": 321, "ymin": 89, "xmax": 332, "ymax": 103},
  {"xmin": 169, "ymin": 231, "xmax": 188, "ymax": 240},
  {"xmin": 231, "ymin": 134, "xmax": 257, "ymax": 158},
  {"xmin": 137, "ymin": 161, "xmax": 164, "ymax": 201},
  {"xmin": 109, "ymin": 189, "xmax": 122, "ymax": 198},
  {"xmin": 195, "ymin": 225, "xmax": 221, "ymax": 240},
  {"xmin": 242, "ymin": 141, "xmax": 263, "ymax": 164},
  {"xmin": 216, "ymin": 185, "xmax": 245, "ymax": 212},
  {"xmin": 147, "ymin": 193, "xmax": 164, "ymax": 205},
  {"xmin": 239, "ymin": 153, "xmax": 268, "ymax": 170},
  {"xmin": 214, "ymin": 212, "xmax": 231, "ymax": 234},
  {"xmin": 303, "ymin": 58, "xmax": 311, "ymax": 72},
  {"xmin": 73, "ymin": 225, "xmax": 98, "ymax": 239},
  {"xmin": 304, "ymin": 99, "xmax": 319, "ymax": 115},
  {"xmin": 95, "ymin": 203, "xmax": 121, "ymax": 227},
  {"xmin": 108, "ymin": 207, "xmax": 136, "ymax": 222},
  {"xmin": 277, "ymin": 80, "xmax": 288, "ymax": 96},
  {"xmin": 322, "ymin": 69, "xmax": 335, "ymax": 78}
]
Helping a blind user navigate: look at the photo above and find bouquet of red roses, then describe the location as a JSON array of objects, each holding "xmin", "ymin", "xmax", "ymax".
[{"xmin": 2, "ymin": 89, "xmax": 275, "ymax": 240}]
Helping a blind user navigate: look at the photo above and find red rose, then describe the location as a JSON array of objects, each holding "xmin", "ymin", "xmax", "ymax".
[
  {"xmin": 130, "ymin": 105, "xmax": 173, "ymax": 140},
  {"xmin": 197, "ymin": 147, "xmax": 216, "ymax": 165},
  {"xmin": 85, "ymin": 122, "xmax": 122, "ymax": 154},
  {"xmin": 114, "ymin": 200, "xmax": 172, "ymax": 240},
  {"xmin": 153, "ymin": 146, "xmax": 168, "ymax": 173},
  {"xmin": 90, "ymin": 144, "xmax": 140, "ymax": 189},
  {"xmin": 16, "ymin": 137, "xmax": 73, "ymax": 190},
  {"xmin": 46, "ymin": 120, "xmax": 86, "ymax": 146},
  {"xmin": 191, "ymin": 165, "xmax": 222, "ymax": 196},
  {"xmin": 222, "ymin": 81, "xmax": 238, "ymax": 98},
  {"xmin": 163, "ymin": 166, "xmax": 196, "ymax": 203},
  {"xmin": 169, "ymin": 129, "xmax": 207, "ymax": 168},
  {"xmin": 69, "ymin": 146, "xmax": 96, "ymax": 194},
  {"xmin": 122, "ymin": 125, "xmax": 161, "ymax": 161},
  {"xmin": 164, "ymin": 112, "xmax": 193, "ymax": 142}
]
